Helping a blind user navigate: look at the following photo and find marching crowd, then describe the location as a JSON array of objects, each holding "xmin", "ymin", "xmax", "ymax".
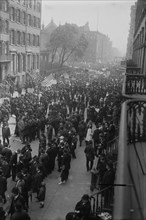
[{"xmin": 0, "ymin": 66, "xmax": 123, "ymax": 220}]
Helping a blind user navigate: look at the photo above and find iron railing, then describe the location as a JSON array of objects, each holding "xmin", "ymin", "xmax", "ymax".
[
  {"xmin": 90, "ymin": 185, "xmax": 114, "ymax": 217},
  {"xmin": 123, "ymin": 74, "xmax": 146, "ymax": 96},
  {"xmin": 106, "ymin": 137, "xmax": 118, "ymax": 162},
  {"xmin": 113, "ymin": 100, "xmax": 146, "ymax": 220},
  {"xmin": 126, "ymin": 67, "xmax": 141, "ymax": 75}
]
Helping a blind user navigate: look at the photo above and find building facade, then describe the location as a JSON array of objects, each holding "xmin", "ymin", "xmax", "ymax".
[
  {"xmin": 0, "ymin": 0, "xmax": 10, "ymax": 83},
  {"xmin": 132, "ymin": 0, "xmax": 146, "ymax": 74},
  {"xmin": 8, "ymin": 0, "xmax": 41, "ymax": 86},
  {"xmin": 82, "ymin": 25, "xmax": 118, "ymax": 64},
  {"xmin": 126, "ymin": 4, "xmax": 136, "ymax": 60}
]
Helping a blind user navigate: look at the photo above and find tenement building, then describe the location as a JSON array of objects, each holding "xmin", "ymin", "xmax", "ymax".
[
  {"xmin": 9, "ymin": 0, "xmax": 41, "ymax": 86},
  {"xmin": 132, "ymin": 0, "xmax": 146, "ymax": 73},
  {"xmin": 126, "ymin": 4, "xmax": 136, "ymax": 60},
  {"xmin": 0, "ymin": 0, "xmax": 10, "ymax": 83}
]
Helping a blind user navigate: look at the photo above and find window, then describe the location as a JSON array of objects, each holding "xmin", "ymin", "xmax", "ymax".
[
  {"xmin": 11, "ymin": 54, "xmax": 16, "ymax": 73},
  {"xmin": 17, "ymin": 9, "xmax": 21, "ymax": 23},
  {"xmin": 22, "ymin": 54, "xmax": 26, "ymax": 71},
  {"xmin": 31, "ymin": 16, "xmax": 34, "ymax": 27},
  {"xmin": 28, "ymin": 0, "xmax": 32, "ymax": 8},
  {"xmin": 0, "ymin": 19, "xmax": 2, "ymax": 33},
  {"xmin": 5, "ymin": 21, "xmax": 8, "ymax": 33},
  {"xmin": 34, "ymin": 0, "xmax": 36, "ymax": 10},
  {"xmin": 11, "ymin": 7, "xmax": 15, "ymax": 21},
  {"xmin": 22, "ymin": 32, "xmax": 25, "ymax": 45},
  {"xmin": 5, "ymin": 42, "xmax": 9, "ymax": 55},
  {"xmin": 0, "ymin": 42, "xmax": 2, "ymax": 55},
  {"xmin": 32, "ymin": 54, "xmax": 35, "ymax": 69},
  {"xmin": 17, "ymin": 54, "xmax": 21, "ymax": 72},
  {"xmin": 17, "ymin": 31, "xmax": 21, "ymax": 45},
  {"xmin": 34, "ymin": 16, "xmax": 37, "ymax": 27},
  {"xmin": 27, "ymin": 54, "xmax": 31, "ymax": 70},
  {"xmin": 37, "ymin": 35, "xmax": 39, "ymax": 46},
  {"xmin": 28, "ymin": 14, "xmax": 31, "ymax": 26},
  {"xmin": 36, "ymin": 54, "xmax": 39, "ymax": 69},
  {"xmin": 29, "ymin": 34, "xmax": 31, "ymax": 45},
  {"xmin": 27, "ymin": 33, "xmax": 31, "ymax": 45},
  {"xmin": 33, "ymin": 34, "xmax": 35, "ymax": 46},
  {"xmin": 37, "ymin": 2, "xmax": 41, "ymax": 12},
  {"xmin": 22, "ymin": 11, "xmax": 26, "ymax": 25},
  {"xmin": 2, "ymin": 0, "xmax": 8, "ymax": 12},
  {"xmin": 37, "ymin": 18, "xmax": 40, "ymax": 28},
  {"xmin": 11, "ymin": 30, "xmax": 15, "ymax": 44}
]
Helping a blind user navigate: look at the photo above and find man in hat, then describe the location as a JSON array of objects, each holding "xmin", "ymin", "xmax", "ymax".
[
  {"xmin": 7, "ymin": 187, "xmax": 26, "ymax": 216},
  {"xmin": 75, "ymin": 194, "xmax": 91, "ymax": 220},
  {"xmin": 0, "ymin": 169, "xmax": 7, "ymax": 204},
  {"xmin": 2, "ymin": 123, "xmax": 11, "ymax": 146}
]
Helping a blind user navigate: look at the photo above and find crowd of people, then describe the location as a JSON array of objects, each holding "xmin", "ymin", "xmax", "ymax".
[{"xmin": 0, "ymin": 65, "xmax": 123, "ymax": 220}]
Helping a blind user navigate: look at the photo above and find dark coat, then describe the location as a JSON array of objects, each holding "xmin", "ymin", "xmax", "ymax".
[
  {"xmin": 84, "ymin": 145, "xmax": 95, "ymax": 161},
  {"xmin": 10, "ymin": 210, "xmax": 30, "ymax": 220},
  {"xmin": 38, "ymin": 185, "xmax": 46, "ymax": 201},
  {"xmin": 75, "ymin": 200, "xmax": 91, "ymax": 219},
  {"xmin": 0, "ymin": 175, "xmax": 7, "ymax": 194},
  {"xmin": 2, "ymin": 126, "xmax": 10, "ymax": 138},
  {"xmin": 0, "ymin": 207, "xmax": 5, "ymax": 220},
  {"xmin": 9, "ymin": 194, "xmax": 26, "ymax": 216},
  {"xmin": 2, "ymin": 147, "xmax": 12, "ymax": 163}
]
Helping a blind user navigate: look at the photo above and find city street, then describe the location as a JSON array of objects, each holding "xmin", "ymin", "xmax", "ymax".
[{"xmin": 0, "ymin": 115, "xmax": 94, "ymax": 220}]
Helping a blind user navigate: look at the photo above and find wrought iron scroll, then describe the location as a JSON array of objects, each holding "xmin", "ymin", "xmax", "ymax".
[
  {"xmin": 125, "ymin": 75, "xmax": 146, "ymax": 95},
  {"xmin": 127, "ymin": 101, "xmax": 146, "ymax": 143}
]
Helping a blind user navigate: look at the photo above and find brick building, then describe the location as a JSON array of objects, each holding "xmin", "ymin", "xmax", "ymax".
[
  {"xmin": 132, "ymin": 0, "xmax": 146, "ymax": 73},
  {"xmin": 0, "ymin": 0, "xmax": 10, "ymax": 83},
  {"xmin": 0, "ymin": 0, "xmax": 42, "ymax": 87},
  {"xmin": 126, "ymin": 4, "xmax": 136, "ymax": 60}
]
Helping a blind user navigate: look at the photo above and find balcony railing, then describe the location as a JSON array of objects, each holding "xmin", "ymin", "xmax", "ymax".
[
  {"xmin": 126, "ymin": 67, "xmax": 141, "ymax": 75},
  {"xmin": 113, "ymin": 100, "xmax": 146, "ymax": 220},
  {"xmin": 106, "ymin": 137, "xmax": 118, "ymax": 162},
  {"xmin": 123, "ymin": 74, "xmax": 146, "ymax": 97}
]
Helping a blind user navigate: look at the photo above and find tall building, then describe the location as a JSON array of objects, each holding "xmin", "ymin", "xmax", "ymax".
[
  {"xmin": 126, "ymin": 4, "xmax": 136, "ymax": 60},
  {"xmin": 9, "ymin": 0, "xmax": 42, "ymax": 86},
  {"xmin": 80, "ymin": 23, "xmax": 118, "ymax": 64},
  {"xmin": 132, "ymin": 0, "xmax": 146, "ymax": 73},
  {"xmin": 0, "ymin": 0, "xmax": 10, "ymax": 83}
]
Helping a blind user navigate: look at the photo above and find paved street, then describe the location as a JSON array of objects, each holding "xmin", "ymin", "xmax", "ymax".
[{"xmin": 0, "ymin": 115, "xmax": 95, "ymax": 220}]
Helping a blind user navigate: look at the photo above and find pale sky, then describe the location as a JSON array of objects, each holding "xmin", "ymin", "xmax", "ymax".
[{"xmin": 41, "ymin": 0, "xmax": 136, "ymax": 56}]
